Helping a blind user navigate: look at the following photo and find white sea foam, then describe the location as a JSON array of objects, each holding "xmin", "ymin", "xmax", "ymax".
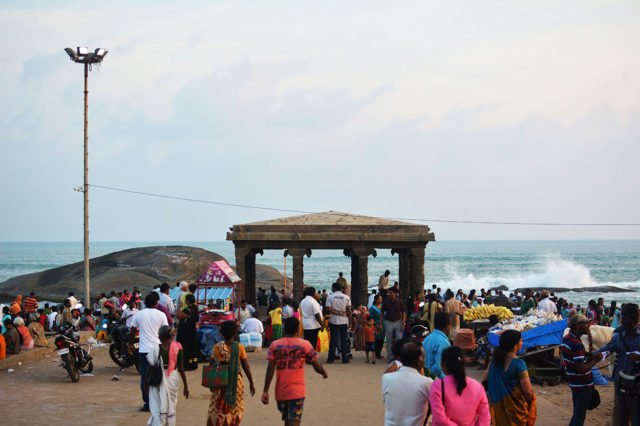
[{"xmin": 431, "ymin": 259, "xmax": 640, "ymax": 293}]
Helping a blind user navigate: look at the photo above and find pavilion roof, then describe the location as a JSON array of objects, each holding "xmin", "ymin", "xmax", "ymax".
[{"xmin": 227, "ymin": 211, "xmax": 435, "ymax": 245}]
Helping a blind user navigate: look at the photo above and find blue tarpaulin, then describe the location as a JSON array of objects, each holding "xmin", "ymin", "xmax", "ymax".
[
  {"xmin": 194, "ymin": 287, "xmax": 234, "ymax": 302},
  {"xmin": 197, "ymin": 325, "xmax": 223, "ymax": 357},
  {"xmin": 488, "ymin": 319, "xmax": 568, "ymax": 353}
]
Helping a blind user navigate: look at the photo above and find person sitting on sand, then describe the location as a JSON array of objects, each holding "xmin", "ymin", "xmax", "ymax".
[
  {"xmin": 13, "ymin": 317, "xmax": 34, "ymax": 350},
  {"xmin": 27, "ymin": 314, "xmax": 48, "ymax": 347},
  {"xmin": 0, "ymin": 332, "xmax": 6, "ymax": 360}
]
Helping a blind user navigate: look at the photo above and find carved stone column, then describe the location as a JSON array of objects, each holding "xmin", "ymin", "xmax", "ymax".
[
  {"xmin": 234, "ymin": 247, "xmax": 251, "ymax": 304},
  {"xmin": 284, "ymin": 248, "xmax": 311, "ymax": 301},
  {"xmin": 345, "ymin": 248, "xmax": 377, "ymax": 307},
  {"xmin": 408, "ymin": 246, "xmax": 425, "ymax": 297},
  {"xmin": 392, "ymin": 249, "xmax": 411, "ymax": 299}
]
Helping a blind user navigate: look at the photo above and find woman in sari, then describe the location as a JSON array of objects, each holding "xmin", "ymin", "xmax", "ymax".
[
  {"xmin": 485, "ymin": 330, "xmax": 536, "ymax": 426},
  {"xmin": 422, "ymin": 293, "xmax": 441, "ymax": 332},
  {"xmin": 368, "ymin": 294, "xmax": 385, "ymax": 359},
  {"xmin": 352, "ymin": 305, "xmax": 368, "ymax": 352},
  {"xmin": 176, "ymin": 294, "xmax": 199, "ymax": 371},
  {"xmin": 147, "ymin": 325, "xmax": 189, "ymax": 426},
  {"xmin": 207, "ymin": 320, "xmax": 256, "ymax": 426}
]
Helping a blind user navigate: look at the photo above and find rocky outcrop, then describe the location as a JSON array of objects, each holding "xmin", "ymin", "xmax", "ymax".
[{"xmin": 0, "ymin": 246, "xmax": 288, "ymax": 300}]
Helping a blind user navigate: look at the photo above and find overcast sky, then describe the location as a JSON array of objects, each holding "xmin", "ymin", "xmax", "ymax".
[{"xmin": 1, "ymin": 0, "xmax": 639, "ymax": 242}]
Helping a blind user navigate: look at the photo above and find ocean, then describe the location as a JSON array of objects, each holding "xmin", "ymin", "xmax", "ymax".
[{"xmin": 1, "ymin": 240, "xmax": 639, "ymax": 307}]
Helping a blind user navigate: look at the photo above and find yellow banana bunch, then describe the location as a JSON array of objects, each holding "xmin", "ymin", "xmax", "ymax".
[{"xmin": 464, "ymin": 304, "xmax": 513, "ymax": 322}]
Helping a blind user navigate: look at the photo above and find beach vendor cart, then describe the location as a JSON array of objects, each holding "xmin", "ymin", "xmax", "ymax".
[
  {"xmin": 195, "ymin": 260, "xmax": 240, "ymax": 357},
  {"xmin": 488, "ymin": 316, "xmax": 567, "ymax": 383}
]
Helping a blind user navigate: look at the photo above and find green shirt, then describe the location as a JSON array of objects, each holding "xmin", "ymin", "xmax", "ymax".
[{"xmin": 520, "ymin": 298, "xmax": 536, "ymax": 315}]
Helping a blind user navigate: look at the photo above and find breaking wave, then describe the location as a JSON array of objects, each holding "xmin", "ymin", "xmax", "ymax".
[{"xmin": 431, "ymin": 260, "xmax": 640, "ymax": 292}]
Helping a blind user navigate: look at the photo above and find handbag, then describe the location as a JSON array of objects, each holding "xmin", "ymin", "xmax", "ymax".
[{"xmin": 201, "ymin": 355, "xmax": 229, "ymax": 389}]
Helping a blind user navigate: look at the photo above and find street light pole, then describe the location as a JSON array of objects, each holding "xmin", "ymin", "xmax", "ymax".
[
  {"xmin": 65, "ymin": 47, "xmax": 108, "ymax": 309},
  {"xmin": 83, "ymin": 61, "xmax": 90, "ymax": 311}
]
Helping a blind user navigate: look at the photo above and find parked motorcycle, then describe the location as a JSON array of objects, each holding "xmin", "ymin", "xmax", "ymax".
[
  {"xmin": 55, "ymin": 324, "xmax": 93, "ymax": 383},
  {"xmin": 108, "ymin": 319, "xmax": 139, "ymax": 371}
]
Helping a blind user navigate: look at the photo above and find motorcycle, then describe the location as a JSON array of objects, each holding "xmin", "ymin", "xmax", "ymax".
[
  {"xmin": 54, "ymin": 324, "xmax": 93, "ymax": 383},
  {"xmin": 108, "ymin": 318, "xmax": 139, "ymax": 371}
]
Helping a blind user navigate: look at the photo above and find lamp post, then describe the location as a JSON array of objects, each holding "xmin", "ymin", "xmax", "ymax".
[{"xmin": 64, "ymin": 47, "xmax": 108, "ymax": 309}]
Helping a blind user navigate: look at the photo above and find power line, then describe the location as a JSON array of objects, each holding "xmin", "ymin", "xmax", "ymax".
[{"xmin": 89, "ymin": 184, "xmax": 640, "ymax": 227}]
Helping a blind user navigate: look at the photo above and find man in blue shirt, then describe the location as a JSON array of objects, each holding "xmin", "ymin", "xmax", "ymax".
[
  {"xmin": 422, "ymin": 311, "xmax": 451, "ymax": 379},
  {"xmin": 598, "ymin": 303, "xmax": 640, "ymax": 425}
]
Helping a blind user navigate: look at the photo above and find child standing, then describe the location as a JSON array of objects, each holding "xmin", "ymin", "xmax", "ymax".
[
  {"xmin": 268, "ymin": 301, "xmax": 283, "ymax": 342},
  {"xmin": 363, "ymin": 316, "xmax": 377, "ymax": 364}
]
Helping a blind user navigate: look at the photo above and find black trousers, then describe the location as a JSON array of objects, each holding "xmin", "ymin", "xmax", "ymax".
[{"xmin": 303, "ymin": 328, "xmax": 320, "ymax": 349}]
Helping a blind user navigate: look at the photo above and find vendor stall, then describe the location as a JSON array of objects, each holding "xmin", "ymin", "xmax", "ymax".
[
  {"xmin": 487, "ymin": 309, "xmax": 567, "ymax": 383},
  {"xmin": 195, "ymin": 260, "xmax": 241, "ymax": 358}
]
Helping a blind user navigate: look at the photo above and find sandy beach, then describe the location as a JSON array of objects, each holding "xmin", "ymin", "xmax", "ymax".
[{"xmin": 1, "ymin": 342, "xmax": 617, "ymax": 425}]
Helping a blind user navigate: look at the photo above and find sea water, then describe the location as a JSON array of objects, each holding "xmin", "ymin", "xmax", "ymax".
[{"xmin": 1, "ymin": 241, "xmax": 639, "ymax": 306}]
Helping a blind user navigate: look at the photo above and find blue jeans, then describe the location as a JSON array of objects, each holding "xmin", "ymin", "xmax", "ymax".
[
  {"xmin": 138, "ymin": 352, "xmax": 150, "ymax": 407},
  {"xmin": 570, "ymin": 387, "xmax": 592, "ymax": 426},
  {"xmin": 384, "ymin": 320, "xmax": 403, "ymax": 360},
  {"xmin": 328, "ymin": 323, "xmax": 349, "ymax": 362}
]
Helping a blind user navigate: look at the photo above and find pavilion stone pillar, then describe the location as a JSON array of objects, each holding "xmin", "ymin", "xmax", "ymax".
[
  {"xmin": 409, "ymin": 246, "xmax": 425, "ymax": 297},
  {"xmin": 234, "ymin": 247, "xmax": 252, "ymax": 304},
  {"xmin": 393, "ymin": 249, "xmax": 412, "ymax": 299},
  {"xmin": 285, "ymin": 249, "xmax": 311, "ymax": 301},
  {"xmin": 345, "ymin": 248, "xmax": 377, "ymax": 307}
]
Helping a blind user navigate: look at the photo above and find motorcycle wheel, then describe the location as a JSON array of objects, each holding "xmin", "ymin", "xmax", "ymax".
[
  {"xmin": 62, "ymin": 353, "xmax": 80, "ymax": 383},
  {"xmin": 79, "ymin": 360, "xmax": 94, "ymax": 374},
  {"xmin": 77, "ymin": 347, "xmax": 93, "ymax": 373},
  {"xmin": 109, "ymin": 343, "xmax": 131, "ymax": 368}
]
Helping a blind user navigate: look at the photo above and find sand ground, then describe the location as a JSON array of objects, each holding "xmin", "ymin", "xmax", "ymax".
[{"xmin": 0, "ymin": 344, "xmax": 615, "ymax": 425}]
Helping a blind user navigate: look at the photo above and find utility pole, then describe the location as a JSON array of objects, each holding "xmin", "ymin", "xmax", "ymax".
[{"xmin": 64, "ymin": 47, "xmax": 108, "ymax": 309}]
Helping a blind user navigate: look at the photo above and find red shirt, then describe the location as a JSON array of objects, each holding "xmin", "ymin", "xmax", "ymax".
[
  {"xmin": 267, "ymin": 337, "xmax": 317, "ymax": 401},
  {"xmin": 362, "ymin": 325, "xmax": 376, "ymax": 343}
]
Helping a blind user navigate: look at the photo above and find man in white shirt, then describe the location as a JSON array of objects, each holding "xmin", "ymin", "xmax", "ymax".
[
  {"xmin": 300, "ymin": 287, "xmax": 324, "ymax": 348},
  {"xmin": 67, "ymin": 292, "xmax": 79, "ymax": 310},
  {"xmin": 368, "ymin": 289, "xmax": 378, "ymax": 308},
  {"xmin": 382, "ymin": 341, "xmax": 434, "ymax": 426},
  {"xmin": 234, "ymin": 300, "xmax": 255, "ymax": 326},
  {"xmin": 129, "ymin": 292, "xmax": 168, "ymax": 412},
  {"xmin": 158, "ymin": 283, "xmax": 176, "ymax": 316},
  {"xmin": 537, "ymin": 290, "xmax": 557, "ymax": 314},
  {"xmin": 379, "ymin": 270, "xmax": 391, "ymax": 298},
  {"xmin": 240, "ymin": 312, "xmax": 264, "ymax": 334},
  {"xmin": 326, "ymin": 282, "xmax": 352, "ymax": 364}
]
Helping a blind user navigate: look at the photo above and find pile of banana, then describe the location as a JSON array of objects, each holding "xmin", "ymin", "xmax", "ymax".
[{"xmin": 463, "ymin": 304, "xmax": 513, "ymax": 322}]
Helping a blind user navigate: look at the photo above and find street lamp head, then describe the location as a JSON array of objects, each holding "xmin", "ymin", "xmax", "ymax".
[
  {"xmin": 64, "ymin": 47, "xmax": 78, "ymax": 61},
  {"xmin": 64, "ymin": 46, "xmax": 108, "ymax": 65}
]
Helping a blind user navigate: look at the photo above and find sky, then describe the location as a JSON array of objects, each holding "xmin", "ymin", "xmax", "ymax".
[{"xmin": 1, "ymin": 0, "xmax": 639, "ymax": 242}]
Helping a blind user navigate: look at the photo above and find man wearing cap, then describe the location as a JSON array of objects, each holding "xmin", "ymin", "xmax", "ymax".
[{"xmin": 561, "ymin": 315, "xmax": 604, "ymax": 426}]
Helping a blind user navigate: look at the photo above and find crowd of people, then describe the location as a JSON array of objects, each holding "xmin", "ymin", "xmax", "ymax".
[{"xmin": 1, "ymin": 272, "xmax": 639, "ymax": 425}]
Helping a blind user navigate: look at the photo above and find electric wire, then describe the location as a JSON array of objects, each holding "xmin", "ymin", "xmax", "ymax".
[{"xmin": 89, "ymin": 184, "xmax": 640, "ymax": 227}]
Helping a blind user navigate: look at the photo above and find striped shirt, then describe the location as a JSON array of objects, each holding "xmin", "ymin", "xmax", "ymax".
[
  {"xmin": 561, "ymin": 332, "xmax": 593, "ymax": 390},
  {"xmin": 23, "ymin": 297, "xmax": 38, "ymax": 314}
]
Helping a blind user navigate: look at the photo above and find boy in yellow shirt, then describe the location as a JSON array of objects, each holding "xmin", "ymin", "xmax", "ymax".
[{"xmin": 269, "ymin": 301, "xmax": 283, "ymax": 340}]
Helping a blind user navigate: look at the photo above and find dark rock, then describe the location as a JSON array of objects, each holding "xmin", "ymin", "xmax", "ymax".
[
  {"xmin": 513, "ymin": 285, "xmax": 630, "ymax": 294},
  {"xmin": 0, "ymin": 245, "xmax": 288, "ymax": 300}
]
